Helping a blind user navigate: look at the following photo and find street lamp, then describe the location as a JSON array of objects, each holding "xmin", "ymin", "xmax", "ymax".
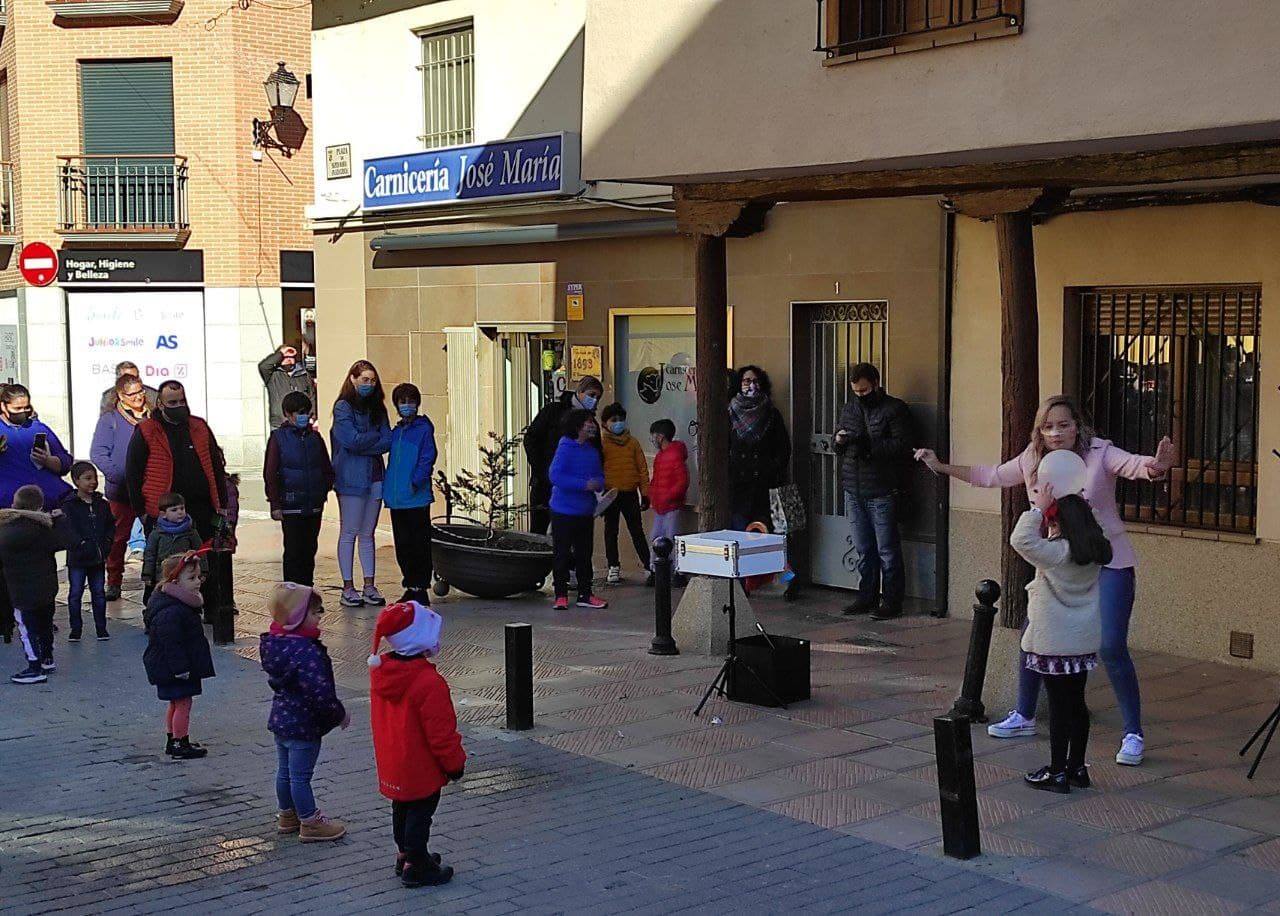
[{"xmin": 252, "ymin": 62, "xmax": 307, "ymax": 157}]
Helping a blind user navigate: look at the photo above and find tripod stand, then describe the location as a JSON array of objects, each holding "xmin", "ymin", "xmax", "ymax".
[
  {"xmin": 694, "ymin": 577, "xmax": 787, "ymax": 716},
  {"xmin": 1240, "ymin": 700, "xmax": 1280, "ymax": 779}
]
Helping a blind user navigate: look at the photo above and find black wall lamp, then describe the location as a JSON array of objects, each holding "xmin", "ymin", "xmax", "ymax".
[{"xmin": 252, "ymin": 62, "xmax": 308, "ymax": 157}]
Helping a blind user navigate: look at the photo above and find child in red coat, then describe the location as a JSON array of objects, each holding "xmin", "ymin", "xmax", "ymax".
[
  {"xmin": 368, "ymin": 602, "xmax": 466, "ymax": 888},
  {"xmin": 646, "ymin": 419, "xmax": 689, "ymax": 586}
]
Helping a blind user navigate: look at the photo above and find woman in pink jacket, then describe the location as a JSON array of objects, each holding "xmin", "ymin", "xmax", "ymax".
[{"xmin": 916, "ymin": 395, "xmax": 1175, "ymax": 766}]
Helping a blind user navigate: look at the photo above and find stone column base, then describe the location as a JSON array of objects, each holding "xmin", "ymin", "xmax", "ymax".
[{"xmin": 672, "ymin": 576, "xmax": 759, "ymax": 656}]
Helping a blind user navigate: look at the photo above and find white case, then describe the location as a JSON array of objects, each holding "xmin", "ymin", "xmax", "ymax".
[{"xmin": 674, "ymin": 529, "xmax": 788, "ymax": 579}]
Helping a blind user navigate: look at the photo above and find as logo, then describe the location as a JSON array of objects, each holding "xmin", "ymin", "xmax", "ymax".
[{"xmin": 156, "ymin": 335, "xmax": 179, "ymax": 350}]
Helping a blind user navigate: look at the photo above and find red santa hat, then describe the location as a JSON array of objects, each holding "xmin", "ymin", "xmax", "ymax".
[{"xmin": 368, "ymin": 601, "xmax": 442, "ymax": 667}]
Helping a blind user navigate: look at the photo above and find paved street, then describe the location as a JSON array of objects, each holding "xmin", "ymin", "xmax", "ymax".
[{"xmin": 2, "ymin": 516, "xmax": 1279, "ymax": 913}]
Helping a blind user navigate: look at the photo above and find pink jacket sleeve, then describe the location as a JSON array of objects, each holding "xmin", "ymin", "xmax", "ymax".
[
  {"xmin": 1100, "ymin": 441, "xmax": 1161, "ymax": 482},
  {"xmin": 968, "ymin": 455, "xmax": 1027, "ymax": 489}
]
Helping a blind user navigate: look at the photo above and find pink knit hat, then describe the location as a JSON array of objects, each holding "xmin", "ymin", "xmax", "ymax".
[{"xmin": 271, "ymin": 582, "xmax": 321, "ymax": 631}]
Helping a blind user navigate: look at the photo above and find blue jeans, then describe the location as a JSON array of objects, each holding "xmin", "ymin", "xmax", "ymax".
[
  {"xmin": 844, "ymin": 493, "xmax": 905, "ymax": 607},
  {"xmin": 275, "ymin": 737, "xmax": 322, "ymax": 819},
  {"xmin": 1017, "ymin": 566, "xmax": 1142, "ymax": 736},
  {"xmin": 67, "ymin": 566, "xmax": 107, "ymax": 636}
]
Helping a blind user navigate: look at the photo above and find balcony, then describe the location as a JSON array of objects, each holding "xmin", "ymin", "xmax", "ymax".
[
  {"xmin": 57, "ymin": 155, "xmax": 190, "ymax": 246},
  {"xmin": 816, "ymin": 0, "xmax": 1023, "ymax": 61},
  {"xmin": 47, "ymin": 0, "xmax": 184, "ymax": 26},
  {"xmin": 0, "ymin": 162, "xmax": 14, "ymax": 244}
]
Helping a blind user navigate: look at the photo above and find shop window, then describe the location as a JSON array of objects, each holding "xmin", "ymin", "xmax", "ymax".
[
  {"xmin": 417, "ymin": 21, "xmax": 474, "ymax": 150},
  {"xmin": 817, "ymin": 0, "xmax": 1023, "ymax": 60},
  {"xmin": 1072, "ymin": 285, "xmax": 1261, "ymax": 535}
]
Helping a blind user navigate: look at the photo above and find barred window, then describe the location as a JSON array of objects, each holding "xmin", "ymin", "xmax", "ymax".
[
  {"xmin": 418, "ymin": 23, "xmax": 474, "ymax": 150},
  {"xmin": 1074, "ymin": 285, "xmax": 1261, "ymax": 534}
]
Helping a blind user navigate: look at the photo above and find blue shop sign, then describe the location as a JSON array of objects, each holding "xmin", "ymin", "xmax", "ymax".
[{"xmin": 362, "ymin": 133, "xmax": 580, "ymax": 211}]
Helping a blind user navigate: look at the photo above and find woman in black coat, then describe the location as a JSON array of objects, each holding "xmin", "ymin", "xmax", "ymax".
[{"xmin": 727, "ymin": 366, "xmax": 791, "ymax": 530}]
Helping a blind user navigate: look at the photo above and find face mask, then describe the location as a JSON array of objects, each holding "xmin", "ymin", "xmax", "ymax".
[
  {"xmin": 581, "ymin": 394, "xmax": 599, "ymax": 411},
  {"xmin": 608, "ymin": 421, "xmax": 626, "ymax": 435},
  {"xmin": 163, "ymin": 405, "xmax": 190, "ymax": 424},
  {"xmin": 5, "ymin": 408, "xmax": 32, "ymax": 425},
  {"xmin": 742, "ymin": 383, "xmax": 760, "ymax": 397},
  {"xmin": 293, "ymin": 414, "xmax": 310, "ymax": 430},
  {"xmin": 856, "ymin": 390, "xmax": 877, "ymax": 402},
  {"xmin": 398, "ymin": 404, "xmax": 418, "ymax": 418},
  {"xmin": 356, "ymin": 384, "xmax": 376, "ymax": 398}
]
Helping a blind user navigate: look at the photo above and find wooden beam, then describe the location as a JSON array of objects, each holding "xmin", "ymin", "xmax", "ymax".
[
  {"xmin": 677, "ymin": 140, "xmax": 1280, "ymax": 204},
  {"xmin": 948, "ymin": 188, "xmax": 1045, "ymax": 219},
  {"xmin": 995, "ymin": 210, "xmax": 1039, "ymax": 631},
  {"xmin": 676, "ymin": 198, "xmax": 750, "ymax": 237},
  {"xmin": 694, "ymin": 233, "xmax": 730, "ymax": 532}
]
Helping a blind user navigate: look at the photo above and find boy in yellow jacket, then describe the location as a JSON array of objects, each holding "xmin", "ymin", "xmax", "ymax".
[{"xmin": 600, "ymin": 403, "xmax": 650, "ymax": 584}]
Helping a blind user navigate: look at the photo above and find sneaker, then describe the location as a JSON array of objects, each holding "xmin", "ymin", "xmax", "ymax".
[
  {"xmin": 577, "ymin": 595, "xmax": 609, "ymax": 610},
  {"xmin": 104, "ymin": 585, "xmax": 122, "ymax": 602},
  {"xmin": 395, "ymin": 852, "xmax": 440, "ymax": 876},
  {"xmin": 1116, "ymin": 733, "xmax": 1145, "ymax": 766},
  {"xmin": 552, "ymin": 597, "xmax": 569, "ymax": 611},
  {"xmin": 399, "ymin": 589, "xmax": 431, "ymax": 605},
  {"xmin": 362, "ymin": 585, "xmax": 387, "ymax": 606},
  {"xmin": 40, "ymin": 658, "xmax": 56, "ymax": 673},
  {"xmin": 169, "ymin": 737, "xmax": 208, "ymax": 760},
  {"xmin": 1067, "ymin": 765, "xmax": 1091, "ymax": 789},
  {"xmin": 987, "ymin": 711, "xmax": 1037, "ymax": 739},
  {"xmin": 97, "ymin": 632, "xmax": 111, "ymax": 641},
  {"xmin": 842, "ymin": 595, "xmax": 878, "ymax": 616},
  {"xmin": 10, "ymin": 664, "xmax": 47, "ymax": 685},
  {"xmin": 606, "ymin": 566, "xmax": 621, "ymax": 585},
  {"xmin": 402, "ymin": 857, "xmax": 454, "ymax": 888},
  {"xmin": 68, "ymin": 631, "xmax": 82, "ymax": 643},
  {"xmin": 1024, "ymin": 766, "xmax": 1070, "ymax": 794},
  {"xmin": 299, "ymin": 811, "xmax": 346, "ymax": 843},
  {"xmin": 340, "ymin": 588, "xmax": 364, "ymax": 608},
  {"xmin": 278, "ymin": 809, "xmax": 301, "ymax": 835},
  {"xmin": 870, "ymin": 603, "xmax": 903, "ymax": 621}
]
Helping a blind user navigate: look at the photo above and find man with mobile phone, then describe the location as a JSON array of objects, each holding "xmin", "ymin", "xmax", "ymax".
[{"xmin": 259, "ymin": 344, "xmax": 316, "ymax": 431}]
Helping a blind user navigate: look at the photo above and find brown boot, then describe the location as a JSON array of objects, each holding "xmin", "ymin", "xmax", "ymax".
[
  {"xmin": 299, "ymin": 811, "xmax": 346, "ymax": 842},
  {"xmin": 277, "ymin": 810, "xmax": 301, "ymax": 835}
]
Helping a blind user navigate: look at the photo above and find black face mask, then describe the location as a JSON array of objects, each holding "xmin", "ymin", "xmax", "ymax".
[
  {"xmin": 162, "ymin": 405, "xmax": 191, "ymax": 424},
  {"xmin": 5, "ymin": 408, "xmax": 32, "ymax": 425},
  {"xmin": 855, "ymin": 389, "xmax": 879, "ymax": 404}
]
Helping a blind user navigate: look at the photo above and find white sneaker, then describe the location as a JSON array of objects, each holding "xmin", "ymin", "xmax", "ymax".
[
  {"xmin": 987, "ymin": 711, "xmax": 1037, "ymax": 738},
  {"xmin": 1116, "ymin": 733, "xmax": 1144, "ymax": 766},
  {"xmin": 606, "ymin": 566, "xmax": 621, "ymax": 585}
]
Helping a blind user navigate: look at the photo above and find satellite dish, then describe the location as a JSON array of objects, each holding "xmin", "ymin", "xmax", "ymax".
[{"xmin": 1037, "ymin": 449, "xmax": 1087, "ymax": 496}]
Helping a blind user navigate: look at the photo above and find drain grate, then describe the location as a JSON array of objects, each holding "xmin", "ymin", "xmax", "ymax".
[
  {"xmin": 811, "ymin": 633, "xmax": 902, "ymax": 655},
  {"xmin": 840, "ymin": 634, "xmax": 902, "ymax": 649}
]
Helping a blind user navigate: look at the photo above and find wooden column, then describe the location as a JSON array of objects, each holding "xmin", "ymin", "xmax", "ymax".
[
  {"xmin": 994, "ymin": 209, "xmax": 1039, "ymax": 630},
  {"xmin": 694, "ymin": 232, "xmax": 730, "ymax": 531}
]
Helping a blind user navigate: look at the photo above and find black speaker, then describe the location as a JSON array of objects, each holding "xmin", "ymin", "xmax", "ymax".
[{"xmin": 728, "ymin": 634, "xmax": 811, "ymax": 707}]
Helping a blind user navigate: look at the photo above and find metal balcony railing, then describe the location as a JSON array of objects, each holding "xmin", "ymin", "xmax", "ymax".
[
  {"xmin": 816, "ymin": 0, "xmax": 1023, "ymax": 58},
  {"xmin": 57, "ymin": 154, "xmax": 189, "ymax": 238},
  {"xmin": 0, "ymin": 162, "xmax": 14, "ymax": 236}
]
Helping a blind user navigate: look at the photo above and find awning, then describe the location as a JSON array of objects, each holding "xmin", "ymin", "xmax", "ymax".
[{"xmin": 369, "ymin": 216, "xmax": 677, "ymax": 251}]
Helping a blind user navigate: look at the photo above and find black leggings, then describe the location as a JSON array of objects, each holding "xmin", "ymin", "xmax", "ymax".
[
  {"xmin": 551, "ymin": 512, "xmax": 594, "ymax": 598},
  {"xmin": 603, "ymin": 490, "xmax": 649, "ymax": 569},
  {"xmin": 392, "ymin": 793, "xmax": 441, "ymax": 864},
  {"xmin": 1044, "ymin": 671, "xmax": 1090, "ymax": 773}
]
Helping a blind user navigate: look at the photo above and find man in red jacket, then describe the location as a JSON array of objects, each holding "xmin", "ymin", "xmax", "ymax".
[{"xmin": 368, "ymin": 602, "xmax": 465, "ymax": 888}]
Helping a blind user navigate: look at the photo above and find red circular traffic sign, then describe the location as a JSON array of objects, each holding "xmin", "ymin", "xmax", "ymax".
[{"xmin": 19, "ymin": 242, "xmax": 58, "ymax": 287}]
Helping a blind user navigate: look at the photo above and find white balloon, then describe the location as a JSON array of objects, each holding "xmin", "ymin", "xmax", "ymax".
[{"xmin": 1038, "ymin": 449, "xmax": 1087, "ymax": 496}]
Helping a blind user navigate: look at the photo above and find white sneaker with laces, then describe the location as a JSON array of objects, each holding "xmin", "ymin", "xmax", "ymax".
[
  {"xmin": 987, "ymin": 710, "xmax": 1037, "ymax": 738},
  {"xmin": 1116, "ymin": 733, "xmax": 1145, "ymax": 766},
  {"xmin": 606, "ymin": 567, "xmax": 621, "ymax": 585}
]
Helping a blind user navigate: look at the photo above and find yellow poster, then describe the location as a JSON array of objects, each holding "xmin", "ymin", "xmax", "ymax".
[
  {"xmin": 566, "ymin": 282, "xmax": 585, "ymax": 321},
  {"xmin": 570, "ymin": 345, "xmax": 602, "ymax": 380}
]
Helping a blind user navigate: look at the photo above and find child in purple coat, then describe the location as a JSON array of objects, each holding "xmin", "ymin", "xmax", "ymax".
[{"xmin": 260, "ymin": 583, "xmax": 350, "ymax": 843}]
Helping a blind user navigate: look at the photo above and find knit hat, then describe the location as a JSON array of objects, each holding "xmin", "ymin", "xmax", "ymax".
[
  {"xmin": 271, "ymin": 582, "xmax": 321, "ymax": 631},
  {"xmin": 367, "ymin": 601, "xmax": 442, "ymax": 667}
]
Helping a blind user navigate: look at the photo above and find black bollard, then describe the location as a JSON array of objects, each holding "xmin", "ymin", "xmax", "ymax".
[
  {"xmin": 649, "ymin": 538, "xmax": 679, "ymax": 656},
  {"xmin": 208, "ymin": 550, "xmax": 235, "ymax": 646},
  {"xmin": 947, "ymin": 580, "xmax": 1001, "ymax": 724},
  {"xmin": 505, "ymin": 623, "xmax": 534, "ymax": 731},
  {"xmin": 934, "ymin": 714, "xmax": 981, "ymax": 859}
]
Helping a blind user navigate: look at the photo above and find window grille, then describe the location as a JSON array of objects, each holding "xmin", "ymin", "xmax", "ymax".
[
  {"xmin": 418, "ymin": 23, "xmax": 474, "ymax": 150},
  {"xmin": 1075, "ymin": 285, "xmax": 1261, "ymax": 534}
]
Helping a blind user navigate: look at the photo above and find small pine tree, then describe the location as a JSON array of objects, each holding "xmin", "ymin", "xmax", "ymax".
[{"xmin": 439, "ymin": 432, "xmax": 527, "ymax": 534}]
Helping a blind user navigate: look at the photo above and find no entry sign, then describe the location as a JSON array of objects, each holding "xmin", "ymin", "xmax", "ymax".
[{"xmin": 19, "ymin": 242, "xmax": 58, "ymax": 287}]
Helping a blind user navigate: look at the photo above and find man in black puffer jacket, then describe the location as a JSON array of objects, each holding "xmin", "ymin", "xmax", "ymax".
[
  {"xmin": 834, "ymin": 363, "xmax": 913, "ymax": 620},
  {"xmin": 523, "ymin": 376, "xmax": 603, "ymax": 535}
]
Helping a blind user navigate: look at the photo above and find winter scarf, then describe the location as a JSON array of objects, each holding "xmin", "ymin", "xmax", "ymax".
[
  {"xmin": 269, "ymin": 621, "xmax": 322, "ymax": 639},
  {"xmin": 729, "ymin": 393, "xmax": 773, "ymax": 443},
  {"xmin": 159, "ymin": 580, "xmax": 204, "ymax": 609},
  {"xmin": 117, "ymin": 403, "xmax": 149, "ymax": 425},
  {"xmin": 157, "ymin": 515, "xmax": 194, "ymax": 536}
]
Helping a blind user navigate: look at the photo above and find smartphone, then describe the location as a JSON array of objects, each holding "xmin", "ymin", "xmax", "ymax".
[{"xmin": 33, "ymin": 432, "xmax": 47, "ymax": 452}]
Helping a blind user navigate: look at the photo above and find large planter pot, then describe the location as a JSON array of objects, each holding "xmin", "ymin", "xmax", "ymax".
[{"xmin": 431, "ymin": 522, "xmax": 554, "ymax": 600}]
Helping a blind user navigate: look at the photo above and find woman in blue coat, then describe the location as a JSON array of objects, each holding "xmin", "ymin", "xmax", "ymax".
[
  {"xmin": 549, "ymin": 409, "xmax": 609, "ymax": 611},
  {"xmin": 384, "ymin": 383, "xmax": 437, "ymax": 605},
  {"xmin": 329, "ymin": 360, "xmax": 392, "ymax": 608}
]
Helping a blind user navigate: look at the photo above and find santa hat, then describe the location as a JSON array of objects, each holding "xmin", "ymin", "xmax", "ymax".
[
  {"xmin": 271, "ymin": 582, "xmax": 321, "ymax": 631},
  {"xmin": 368, "ymin": 602, "xmax": 442, "ymax": 667}
]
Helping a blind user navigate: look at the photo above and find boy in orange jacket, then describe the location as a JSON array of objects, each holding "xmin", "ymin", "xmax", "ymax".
[
  {"xmin": 368, "ymin": 602, "xmax": 466, "ymax": 888},
  {"xmin": 600, "ymin": 402, "xmax": 650, "ymax": 583}
]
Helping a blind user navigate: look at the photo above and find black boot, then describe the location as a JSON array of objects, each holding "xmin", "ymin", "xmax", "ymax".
[
  {"xmin": 870, "ymin": 603, "xmax": 903, "ymax": 621},
  {"xmin": 1024, "ymin": 766, "xmax": 1070, "ymax": 794},
  {"xmin": 401, "ymin": 854, "xmax": 454, "ymax": 887},
  {"xmin": 1067, "ymin": 764, "xmax": 1091, "ymax": 789},
  {"xmin": 395, "ymin": 852, "xmax": 440, "ymax": 876},
  {"xmin": 170, "ymin": 737, "xmax": 208, "ymax": 760},
  {"xmin": 842, "ymin": 594, "xmax": 878, "ymax": 616},
  {"xmin": 165, "ymin": 733, "xmax": 176, "ymax": 756}
]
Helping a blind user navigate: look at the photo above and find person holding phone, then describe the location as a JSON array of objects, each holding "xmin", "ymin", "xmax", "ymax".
[{"xmin": 259, "ymin": 344, "xmax": 317, "ymax": 431}]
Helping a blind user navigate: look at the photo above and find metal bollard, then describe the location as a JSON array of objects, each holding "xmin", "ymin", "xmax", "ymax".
[
  {"xmin": 934, "ymin": 713, "xmax": 981, "ymax": 859},
  {"xmin": 505, "ymin": 623, "xmax": 534, "ymax": 731},
  {"xmin": 649, "ymin": 538, "xmax": 679, "ymax": 656},
  {"xmin": 208, "ymin": 550, "xmax": 235, "ymax": 646},
  {"xmin": 947, "ymin": 580, "xmax": 1001, "ymax": 724}
]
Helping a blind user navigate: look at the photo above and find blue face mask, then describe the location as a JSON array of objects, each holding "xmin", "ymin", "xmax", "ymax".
[
  {"xmin": 580, "ymin": 394, "xmax": 598, "ymax": 411},
  {"xmin": 398, "ymin": 404, "xmax": 418, "ymax": 418},
  {"xmin": 292, "ymin": 414, "xmax": 310, "ymax": 430},
  {"xmin": 609, "ymin": 421, "xmax": 626, "ymax": 435},
  {"xmin": 356, "ymin": 383, "xmax": 376, "ymax": 398}
]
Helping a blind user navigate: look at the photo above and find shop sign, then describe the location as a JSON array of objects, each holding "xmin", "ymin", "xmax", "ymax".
[
  {"xmin": 569, "ymin": 345, "xmax": 602, "ymax": 381},
  {"xmin": 362, "ymin": 133, "xmax": 581, "ymax": 211},
  {"xmin": 566, "ymin": 282, "xmax": 584, "ymax": 321},
  {"xmin": 0, "ymin": 324, "xmax": 19, "ymax": 383},
  {"xmin": 59, "ymin": 250, "xmax": 205, "ymax": 286},
  {"xmin": 326, "ymin": 143, "xmax": 352, "ymax": 180}
]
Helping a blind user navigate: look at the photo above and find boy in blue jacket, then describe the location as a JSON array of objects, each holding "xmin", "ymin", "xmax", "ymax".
[
  {"xmin": 385, "ymin": 384, "xmax": 438, "ymax": 605},
  {"xmin": 549, "ymin": 409, "xmax": 608, "ymax": 611},
  {"xmin": 60, "ymin": 462, "xmax": 117, "ymax": 641},
  {"xmin": 264, "ymin": 392, "xmax": 335, "ymax": 587}
]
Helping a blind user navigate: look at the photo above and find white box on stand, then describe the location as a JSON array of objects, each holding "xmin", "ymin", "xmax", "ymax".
[{"xmin": 674, "ymin": 529, "xmax": 788, "ymax": 579}]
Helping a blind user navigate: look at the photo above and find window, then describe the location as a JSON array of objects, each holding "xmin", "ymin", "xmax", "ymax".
[
  {"xmin": 418, "ymin": 22, "xmax": 474, "ymax": 149},
  {"xmin": 817, "ymin": 0, "xmax": 1023, "ymax": 60},
  {"xmin": 1073, "ymin": 285, "xmax": 1261, "ymax": 534}
]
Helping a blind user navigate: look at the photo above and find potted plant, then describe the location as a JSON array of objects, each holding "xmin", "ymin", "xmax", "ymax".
[{"xmin": 431, "ymin": 432, "xmax": 554, "ymax": 599}]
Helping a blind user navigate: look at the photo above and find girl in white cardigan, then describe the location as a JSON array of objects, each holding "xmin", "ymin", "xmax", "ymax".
[{"xmin": 1011, "ymin": 482, "xmax": 1113, "ymax": 794}]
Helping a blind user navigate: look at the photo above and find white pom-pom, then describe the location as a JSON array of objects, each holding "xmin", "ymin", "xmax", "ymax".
[{"xmin": 367, "ymin": 653, "xmax": 382, "ymax": 668}]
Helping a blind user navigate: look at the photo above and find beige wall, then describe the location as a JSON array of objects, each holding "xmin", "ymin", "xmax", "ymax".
[
  {"xmin": 582, "ymin": 0, "xmax": 1280, "ymax": 183},
  {"xmin": 949, "ymin": 202, "xmax": 1280, "ymax": 669}
]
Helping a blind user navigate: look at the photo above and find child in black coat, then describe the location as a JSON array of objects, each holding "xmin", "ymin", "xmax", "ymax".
[
  {"xmin": 143, "ymin": 552, "xmax": 216, "ymax": 759},
  {"xmin": 0, "ymin": 485, "xmax": 67, "ymax": 684},
  {"xmin": 60, "ymin": 461, "xmax": 117, "ymax": 641}
]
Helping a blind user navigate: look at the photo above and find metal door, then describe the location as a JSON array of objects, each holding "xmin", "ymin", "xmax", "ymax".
[{"xmin": 806, "ymin": 302, "xmax": 888, "ymax": 587}]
